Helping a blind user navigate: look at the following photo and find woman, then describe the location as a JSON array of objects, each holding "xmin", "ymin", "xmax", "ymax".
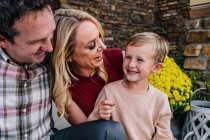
[{"xmin": 51, "ymin": 9, "xmax": 124, "ymax": 125}]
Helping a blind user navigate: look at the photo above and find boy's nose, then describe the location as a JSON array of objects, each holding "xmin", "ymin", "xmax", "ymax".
[{"xmin": 128, "ymin": 59, "xmax": 136, "ymax": 68}]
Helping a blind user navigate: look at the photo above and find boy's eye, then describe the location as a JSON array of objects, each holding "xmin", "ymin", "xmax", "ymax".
[
  {"xmin": 88, "ymin": 41, "xmax": 96, "ymax": 50},
  {"xmin": 137, "ymin": 58, "xmax": 143, "ymax": 62},
  {"xmin": 125, "ymin": 56, "xmax": 131, "ymax": 59}
]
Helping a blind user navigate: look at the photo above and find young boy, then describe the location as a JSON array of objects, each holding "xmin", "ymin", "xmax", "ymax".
[{"xmin": 88, "ymin": 32, "xmax": 173, "ymax": 140}]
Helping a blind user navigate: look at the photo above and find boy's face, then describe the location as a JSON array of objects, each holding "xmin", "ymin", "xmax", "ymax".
[
  {"xmin": 123, "ymin": 43, "xmax": 161, "ymax": 83},
  {"xmin": 0, "ymin": 7, "xmax": 55, "ymax": 64}
]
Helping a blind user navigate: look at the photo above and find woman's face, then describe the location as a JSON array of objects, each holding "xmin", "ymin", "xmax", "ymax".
[{"xmin": 71, "ymin": 20, "xmax": 106, "ymax": 76}]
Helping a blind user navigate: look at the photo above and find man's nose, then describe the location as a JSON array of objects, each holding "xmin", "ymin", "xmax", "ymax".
[{"xmin": 41, "ymin": 38, "xmax": 53, "ymax": 52}]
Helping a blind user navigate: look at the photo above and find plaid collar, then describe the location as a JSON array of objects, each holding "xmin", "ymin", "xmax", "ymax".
[{"xmin": 0, "ymin": 47, "xmax": 18, "ymax": 65}]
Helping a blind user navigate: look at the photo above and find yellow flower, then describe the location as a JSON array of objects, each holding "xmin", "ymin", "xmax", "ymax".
[
  {"xmin": 184, "ymin": 105, "xmax": 190, "ymax": 111},
  {"xmin": 185, "ymin": 93, "xmax": 190, "ymax": 99},
  {"xmin": 167, "ymin": 92, "xmax": 173, "ymax": 98},
  {"xmin": 149, "ymin": 56, "xmax": 193, "ymax": 115},
  {"xmin": 181, "ymin": 96, "xmax": 186, "ymax": 101},
  {"xmin": 170, "ymin": 99, "xmax": 176, "ymax": 105}
]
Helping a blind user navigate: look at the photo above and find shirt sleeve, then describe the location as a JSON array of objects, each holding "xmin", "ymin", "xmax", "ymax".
[
  {"xmin": 88, "ymin": 87, "xmax": 107, "ymax": 121},
  {"xmin": 153, "ymin": 96, "xmax": 173, "ymax": 140}
]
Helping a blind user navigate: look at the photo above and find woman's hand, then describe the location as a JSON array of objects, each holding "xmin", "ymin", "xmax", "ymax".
[{"xmin": 98, "ymin": 100, "xmax": 115, "ymax": 120}]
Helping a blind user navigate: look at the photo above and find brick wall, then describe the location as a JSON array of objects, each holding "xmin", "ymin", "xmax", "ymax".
[
  {"xmin": 56, "ymin": 0, "xmax": 210, "ymax": 74},
  {"xmin": 59, "ymin": 0, "xmax": 157, "ymax": 48},
  {"xmin": 184, "ymin": 5, "xmax": 210, "ymax": 72},
  {"xmin": 155, "ymin": 0, "xmax": 189, "ymax": 66},
  {"xmin": 58, "ymin": 0, "xmax": 190, "ymax": 63}
]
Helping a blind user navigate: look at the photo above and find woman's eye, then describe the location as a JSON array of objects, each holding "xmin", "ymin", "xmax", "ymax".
[
  {"xmin": 99, "ymin": 36, "xmax": 104, "ymax": 42},
  {"xmin": 88, "ymin": 41, "xmax": 96, "ymax": 50}
]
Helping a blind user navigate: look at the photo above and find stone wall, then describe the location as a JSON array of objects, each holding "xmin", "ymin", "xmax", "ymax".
[
  {"xmin": 57, "ymin": 0, "xmax": 210, "ymax": 73},
  {"xmin": 58, "ymin": 0, "xmax": 190, "ymax": 63},
  {"xmin": 155, "ymin": 0, "xmax": 189, "ymax": 66},
  {"xmin": 59, "ymin": 0, "xmax": 157, "ymax": 48},
  {"xmin": 184, "ymin": 5, "xmax": 210, "ymax": 72}
]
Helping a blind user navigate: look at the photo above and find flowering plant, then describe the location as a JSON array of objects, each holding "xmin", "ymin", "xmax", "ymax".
[
  {"xmin": 204, "ymin": 74, "xmax": 210, "ymax": 92},
  {"xmin": 149, "ymin": 56, "xmax": 193, "ymax": 117}
]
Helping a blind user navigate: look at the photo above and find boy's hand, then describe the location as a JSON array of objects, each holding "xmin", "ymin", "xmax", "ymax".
[{"xmin": 98, "ymin": 100, "xmax": 115, "ymax": 120}]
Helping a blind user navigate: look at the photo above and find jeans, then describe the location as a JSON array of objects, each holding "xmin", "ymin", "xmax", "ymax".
[{"xmin": 50, "ymin": 120, "xmax": 127, "ymax": 140}]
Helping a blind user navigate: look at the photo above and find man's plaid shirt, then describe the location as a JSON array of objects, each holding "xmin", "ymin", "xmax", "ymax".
[{"xmin": 0, "ymin": 48, "xmax": 53, "ymax": 139}]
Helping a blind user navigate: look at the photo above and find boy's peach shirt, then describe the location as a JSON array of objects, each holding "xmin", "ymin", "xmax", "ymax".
[{"xmin": 88, "ymin": 79, "xmax": 173, "ymax": 140}]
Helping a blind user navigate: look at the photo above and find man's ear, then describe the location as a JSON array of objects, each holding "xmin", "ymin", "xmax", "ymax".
[
  {"xmin": 151, "ymin": 63, "xmax": 163, "ymax": 73},
  {"xmin": 0, "ymin": 35, "xmax": 9, "ymax": 49}
]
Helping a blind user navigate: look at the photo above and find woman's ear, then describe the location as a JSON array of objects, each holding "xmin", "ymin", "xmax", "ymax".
[
  {"xmin": 151, "ymin": 63, "xmax": 163, "ymax": 73},
  {"xmin": 67, "ymin": 56, "xmax": 73, "ymax": 62},
  {"xmin": 0, "ymin": 35, "xmax": 9, "ymax": 49}
]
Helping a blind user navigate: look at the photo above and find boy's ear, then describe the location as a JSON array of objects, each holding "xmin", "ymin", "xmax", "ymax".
[
  {"xmin": 151, "ymin": 63, "xmax": 163, "ymax": 73},
  {"xmin": 0, "ymin": 35, "xmax": 9, "ymax": 49}
]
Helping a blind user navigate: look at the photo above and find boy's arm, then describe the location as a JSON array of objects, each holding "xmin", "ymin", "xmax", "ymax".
[
  {"xmin": 153, "ymin": 97, "xmax": 173, "ymax": 140},
  {"xmin": 98, "ymin": 100, "xmax": 115, "ymax": 120},
  {"xmin": 88, "ymin": 88, "xmax": 114, "ymax": 120}
]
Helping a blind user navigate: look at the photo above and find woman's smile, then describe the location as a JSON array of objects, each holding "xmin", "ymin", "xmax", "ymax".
[{"xmin": 95, "ymin": 53, "xmax": 103, "ymax": 61}]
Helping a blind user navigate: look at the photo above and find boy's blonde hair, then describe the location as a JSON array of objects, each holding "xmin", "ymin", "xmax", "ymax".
[{"xmin": 125, "ymin": 32, "xmax": 169, "ymax": 63}]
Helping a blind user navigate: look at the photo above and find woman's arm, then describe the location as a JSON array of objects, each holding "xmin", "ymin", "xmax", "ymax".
[{"xmin": 66, "ymin": 100, "xmax": 87, "ymax": 125}]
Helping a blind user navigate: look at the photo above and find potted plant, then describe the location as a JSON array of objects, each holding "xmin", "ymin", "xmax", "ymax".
[
  {"xmin": 204, "ymin": 74, "xmax": 210, "ymax": 93},
  {"xmin": 149, "ymin": 56, "xmax": 193, "ymax": 117}
]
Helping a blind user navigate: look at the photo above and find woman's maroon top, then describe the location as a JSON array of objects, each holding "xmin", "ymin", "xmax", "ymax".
[{"xmin": 70, "ymin": 48, "xmax": 124, "ymax": 116}]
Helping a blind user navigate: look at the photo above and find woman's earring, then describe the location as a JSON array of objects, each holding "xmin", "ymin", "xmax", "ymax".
[{"xmin": 68, "ymin": 56, "xmax": 72, "ymax": 62}]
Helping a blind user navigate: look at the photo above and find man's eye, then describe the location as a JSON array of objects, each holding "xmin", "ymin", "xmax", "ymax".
[{"xmin": 88, "ymin": 41, "xmax": 96, "ymax": 50}]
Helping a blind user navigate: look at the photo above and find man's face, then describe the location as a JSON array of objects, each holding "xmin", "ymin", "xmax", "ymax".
[{"xmin": 2, "ymin": 7, "xmax": 55, "ymax": 64}]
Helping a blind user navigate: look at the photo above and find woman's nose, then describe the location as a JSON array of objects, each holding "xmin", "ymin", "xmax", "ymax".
[{"xmin": 97, "ymin": 39, "xmax": 106, "ymax": 51}]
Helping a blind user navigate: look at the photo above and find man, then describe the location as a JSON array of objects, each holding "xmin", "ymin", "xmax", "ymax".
[
  {"xmin": 0, "ymin": 0, "xmax": 126, "ymax": 139},
  {"xmin": 0, "ymin": 0, "xmax": 55, "ymax": 139}
]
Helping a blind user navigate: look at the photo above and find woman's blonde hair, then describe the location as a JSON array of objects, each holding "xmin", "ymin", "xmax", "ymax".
[
  {"xmin": 51, "ymin": 9, "xmax": 108, "ymax": 117},
  {"xmin": 125, "ymin": 32, "xmax": 169, "ymax": 63}
]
